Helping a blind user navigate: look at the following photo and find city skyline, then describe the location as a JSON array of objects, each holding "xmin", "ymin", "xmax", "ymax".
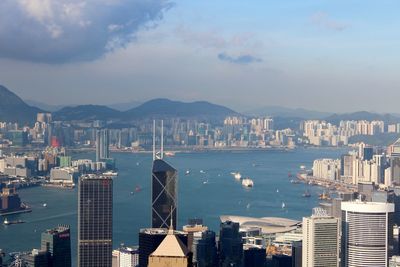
[{"xmin": 0, "ymin": 1, "xmax": 400, "ymax": 112}]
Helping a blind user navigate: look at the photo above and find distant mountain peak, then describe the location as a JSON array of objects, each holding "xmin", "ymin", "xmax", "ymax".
[{"xmin": 0, "ymin": 85, "xmax": 43, "ymax": 123}]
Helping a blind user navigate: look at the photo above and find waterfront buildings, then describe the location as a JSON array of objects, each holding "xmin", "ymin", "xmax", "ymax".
[
  {"xmin": 0, "ymin": 186, "xmax": 26, "ymax": 215},
  {"xmin": 151, "ymin": 158, "xmax": 177, "ymax": 229},
  {"xmin": 41, "ymin": 225, "xmax": 71, "ymax": 267},
  {"xmin": 312, "ymin": 159, "xmax": 341, "ymax": 181},
  {"xmin": 96, "ymin": 129, "xmax": 110, "ymax": 162},
  {"xmin": 302, "ymin": 208, "xmax": 340, "ymax": 267},
  {"xmin": 341, "ymin": 201, "xmax": 395, "ymax": 267},
  {"xmin": 78, "ymin": 174, "xmax": 113, "ymax": 267}
]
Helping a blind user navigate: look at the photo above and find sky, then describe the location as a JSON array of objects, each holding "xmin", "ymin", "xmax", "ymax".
[{"xmin": 0, "ymin": 0, "xmax": 400, "ymax": 113}]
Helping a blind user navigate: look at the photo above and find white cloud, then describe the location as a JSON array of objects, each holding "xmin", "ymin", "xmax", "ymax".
[
  {"xmin": 0, "ymin": 0, "xmax": 174, "ymax": 63},
  {"xmin": 311, "ymin": 11, "xmax": 348, "ymax": 31}
]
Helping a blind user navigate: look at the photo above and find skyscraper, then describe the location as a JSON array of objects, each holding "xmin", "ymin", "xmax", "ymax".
[
  {"xmin": 41, "ymin": 225, "xmax": 71, "ymax": 267},
  {"xmin": 341, "ymin": 201, "xmax": 394, "ymax": 267},
  {"xmin": 151, "ymin": 159, "xmax": 177, "ymax": 229},
  {"xmin": 78, "ymin": 174, "xmax": 113, "ymax": 267},
  {"xmin": 138, "ymin": 228, "xmax": 188, "ymax": 267},
  {"xmin": 192, "ymin": 230, "xmax": 218, "ymax": 267},
  {"xmin": 96, "ymin": 129, "xmax": 110, "ymax": 162},
  {"xmin": 148, "ymin": 227, "xmax": 192, "ymax": 267},
  {"xmin": 218, "ymin": 221, "xmax": 243, "ymax": 267},
  {"xmin": 302, "ymin": 208, "xmax": 340, "ymax": 267}
]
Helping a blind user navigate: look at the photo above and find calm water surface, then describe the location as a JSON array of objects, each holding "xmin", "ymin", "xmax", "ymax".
[{"xmin": 0, "ymin": 147, "xmax": 348, "ymax": 264}]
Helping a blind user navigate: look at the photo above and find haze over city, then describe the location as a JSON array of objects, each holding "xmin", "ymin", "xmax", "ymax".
[{"xmin": 0, "ymin": 0, "xmax": 399, "ymax": 112}]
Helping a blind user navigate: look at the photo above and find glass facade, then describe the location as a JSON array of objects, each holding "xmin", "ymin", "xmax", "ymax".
[
  {"xmin": 78, "ymin": 175, "xmax": 113, "ymax": 267},
  {"xmin": 151, "ymin": 159, "xmax": 177, "ymax": 229},
  {"xmin": 41, "ymin": 225, "xmax": 71, "ymax": 267}
]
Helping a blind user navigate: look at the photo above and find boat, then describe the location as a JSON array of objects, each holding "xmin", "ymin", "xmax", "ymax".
[
  {"xmin": 290, "ymin": 179, "xmax": 300, "ymax": 184},
  {"xmin": 135, "ymin": 186, "xmax": 142, "ymax": 192},
  {"xmin": 300, "ymin": 165, "xmax": 306, "ymax": 170},
  {"xmin": 165, "ymin": 151, "xmax": 175, "ymax": 157},
  {"xmin": 42, "ymin": 203, "xmax": 47, "ymax": 207},
  {"xmin": 288, "ymin": 172, "xmax": 293, "ymax": 178},
  {"xmin": 276, "ymin": 189, "xmax": 279, "ymax": 193},
  {"xmin": 302, "ymin": 190, "xmax": 311, "ymax": 197},
  {"xmin": 3, "ymin": 218, "xmax": 25, "ymax": 225},
  {"xmin": 103, "ymin": 171, "xmax": 118, "ymax": 176},
  {"xmin": 319, "ymin": 191, "xmax": 331, "ymax": 200},
  {"xmin": 231, "ymin": 172, "xmax": 242, "ymax": 180},
  {"xmin": 200, "ymin": 170, "xmax": 205, "ymax": 174},
  {"xmin": 185, "ymin": 170, "xmax": 190, "ymax": 175},
  {"xmin": 242, "ymin": 178, "xmax": 254, "ymax": 188},
  {"xmin": 203, "ymin": 180, "xmax": 209, "ymax": 185},
  {"xmin": 281, "ymin": 202, "xmax": 286, "ymax": 209}
]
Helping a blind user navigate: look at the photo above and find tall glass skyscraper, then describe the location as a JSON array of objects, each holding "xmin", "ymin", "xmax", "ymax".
[
  {"xmin": 78, "ymin": 174, "xmax": 113, "ymax": 267},
  {"xmin": 41, "ymin": 225, "xmax": 71, "ymax": 267},
  {"xmin": 151, "ymin": 159, "xmax": 177, "ymax": 229},
  {"xmin": 218, "ymin": 221, "xmax": 243, "ymax": 267},
  {"xmin": 96, "ymin": 129, "xmax": 109, "ymax": 162}
]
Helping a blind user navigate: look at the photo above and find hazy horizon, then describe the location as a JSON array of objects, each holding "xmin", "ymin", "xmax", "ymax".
[{"xmin": 1, "ymin": 1, "xmax": 400, "ymax": 113}]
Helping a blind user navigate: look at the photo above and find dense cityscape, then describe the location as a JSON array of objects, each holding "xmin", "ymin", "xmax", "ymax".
[
  {"xmin": 1, "ymin": 1, "xmax": 400, "ymax": 267},
  {"xmin": 2, "ymin": 100, "xmax": 400, "ymax": 266}
]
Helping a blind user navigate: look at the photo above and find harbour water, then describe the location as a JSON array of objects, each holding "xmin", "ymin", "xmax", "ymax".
[{"xmin": 0, "ymin": 147, "xmax": 348, "ymax": 263}]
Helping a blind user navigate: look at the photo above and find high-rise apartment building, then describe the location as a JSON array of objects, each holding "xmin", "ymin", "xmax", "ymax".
[
  {"xmin": 151, "ymin": 159, "xmax": 177, "ymax": 229},
  {"xmin": 302, "ymin": 208, "xmax": 340, "ymax": 267},
  {"xmin": 96, "ymin": 129, "xmax": 110, "ymax": 162},
  {"xmin": 78, "ymin": 174, "xmax": 113, "ymax": 267},
  {"xmin": 341, "ymin": 201, "xmax": 394, "ymax": 267},
  {"xmin": 41, "ymin": 225, "xmax": 71, "ymax": 267}
]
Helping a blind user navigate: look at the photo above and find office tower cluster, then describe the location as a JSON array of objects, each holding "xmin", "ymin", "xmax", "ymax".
[{"xmin": 17, "ymin": 225, "xmax": 72, "ymax": 267}]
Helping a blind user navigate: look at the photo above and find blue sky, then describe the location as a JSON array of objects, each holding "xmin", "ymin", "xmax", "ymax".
[{"xmin": 0, "ymin": 0, "xmax": 399, "ymax": 112}]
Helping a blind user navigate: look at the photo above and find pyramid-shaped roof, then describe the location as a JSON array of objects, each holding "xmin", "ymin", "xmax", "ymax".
[{"xmin": 150, "ymin": 230, "xmax": 190, "ymax": 257}]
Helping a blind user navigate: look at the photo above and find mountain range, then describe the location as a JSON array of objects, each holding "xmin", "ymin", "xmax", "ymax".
[
  {"xmin": 0, "ymin": 85, "xmax": 43, "ymax": 123},
  {"xmin": 2, "ymin": 84, "xmax": 400, "ymax": 125}
]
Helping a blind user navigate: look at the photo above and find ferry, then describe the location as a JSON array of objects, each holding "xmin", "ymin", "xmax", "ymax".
[
  {"xmin": 103, "ymin": 171, "xmax": 118, "ymax": 177},
  {"xmin": 3, "ymin": 218, "xmax": 25, "ymax": 225},
  {"xmin": 302, "ymin": 190, "xmax": 311, "ymax": 198},
  {"xmin": 242, "ymin": 178, "xmax": 254, "ymax": 188},
  {"xmin": 231, "ymin": 172, "xmax": 242, "ymax": 180},
  {"xmin": 319, "ymin": 191, "xmax": 331, "ymax": 200},
  {"xmin": 165, "ymin": 152, "xmax": 176, "ymax": 157}
]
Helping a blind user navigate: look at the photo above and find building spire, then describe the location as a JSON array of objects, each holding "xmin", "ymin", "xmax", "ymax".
[{"xmin": 168, "ymin": 206, "xmax": 174, "ymax": 235}]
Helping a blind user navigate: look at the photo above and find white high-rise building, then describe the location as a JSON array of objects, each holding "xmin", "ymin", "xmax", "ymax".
[
  {"xmin": 302, "ymin": 208, "xmax": 340, "ymax": 267},
  {"xmin": 341, "ymin": 201, "xmax": 394, "ymax": 267}
]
